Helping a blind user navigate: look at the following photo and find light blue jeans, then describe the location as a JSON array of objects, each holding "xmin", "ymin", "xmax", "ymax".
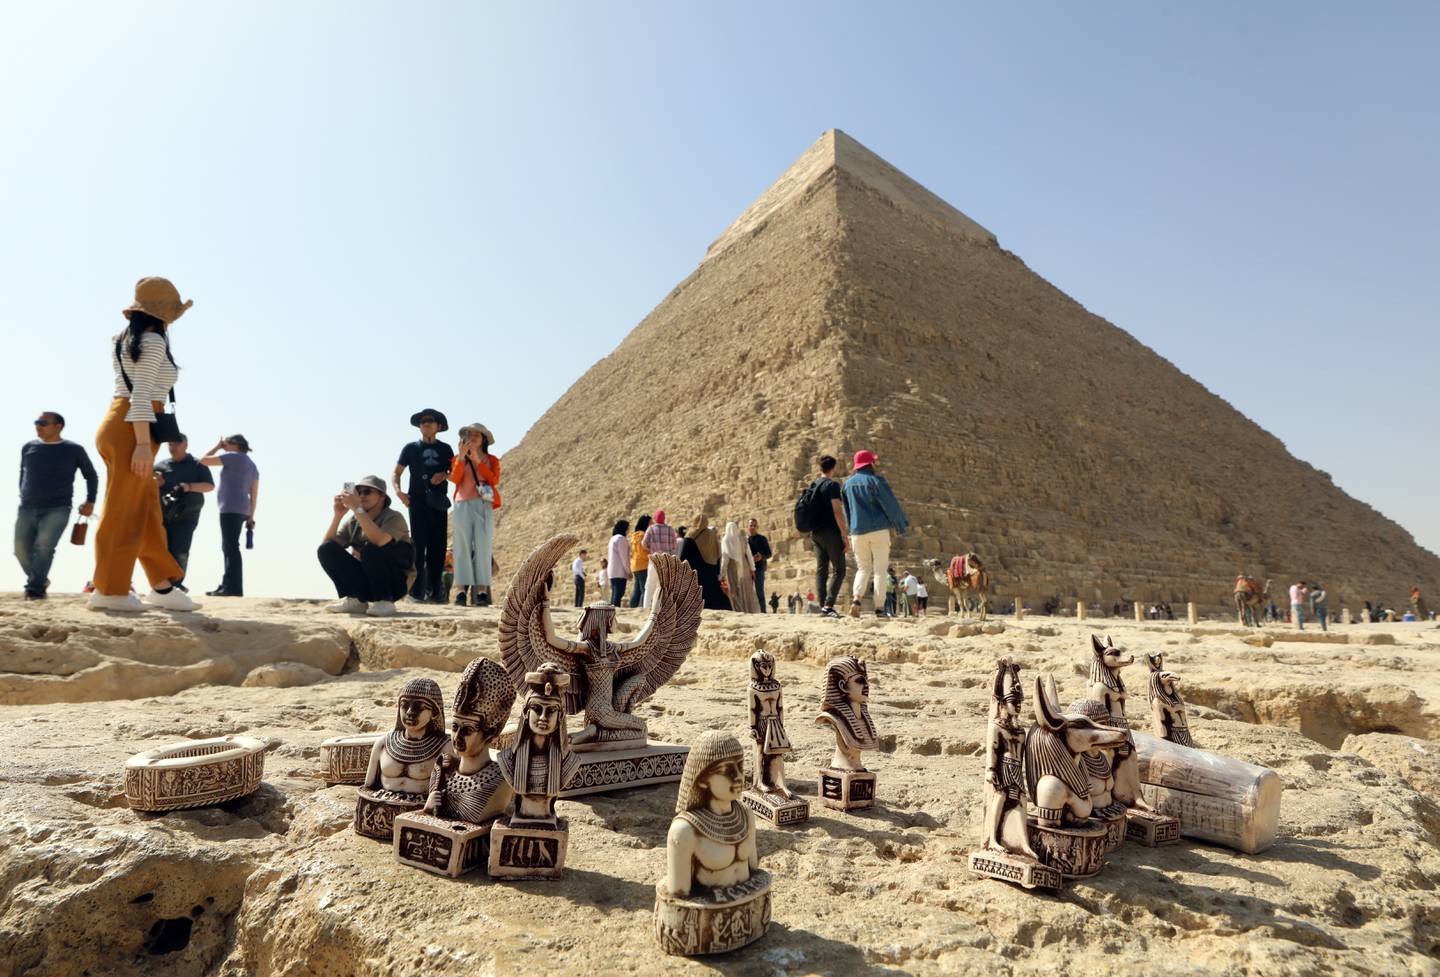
[
  {"xmin": 452, "ymin": 498, "xmax": 493, "ymax": 587},
  {"xmin": 1291, "ymin": 602, "xmax": 1305, "ymax": 629},
  {"xmin": 1314, "ymin": 603, "xmax": 1328, "ymax": 631},
  {"xmin": 15, "ymin": 505, "xmax": 71, "ymax": 594}
]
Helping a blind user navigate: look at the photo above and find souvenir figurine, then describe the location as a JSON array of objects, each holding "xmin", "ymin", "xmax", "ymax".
[
  {"xmin": 488, "ymin": 663, "xmax": 579, "ymax": 879},
  {"xmin": 125, "ymin": 735, "xmax": 268, "ymax": 813},
  {"xmin": 393, "ymin": 658, "xmax": 516, "ymax": 876},
  {"xmin": 968, "ymin": 659, "xmax": 1061, "ymax": 889},
  {"xmin": 814, "ymin": 656, "xmax": 879, "ymax": 811},
  {"xmin": 354, "ymin": 677, "xmax": 450, "ymax": 841},
  {"xmin": 654, "ymin": 731, "xmax": 772, "ymax": 956},
  {"xmin": 499, "ymin": 534, "xmax": 701, "ymax": 795},
  {"xmin": 741, "ymin": 651, "xmax": 808, "ymax": 826},
  {"xmin": 1145, "ymin": 652, "xmax": 1197, "ymax": 748}
]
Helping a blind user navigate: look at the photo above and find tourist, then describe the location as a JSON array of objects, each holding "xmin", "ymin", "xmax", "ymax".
[
  {"xmin": 843, "ymin": 450, "xmax": 908, "ymax": 619},
  {"xmin": 15, "ymin": 410, "xmax": 97, "ymax": 599},
  {"xmin": 441, "ymin": 549, "xmax": 454, "ymax": 604},
  {"xmin": 802, "ymin": 455, "xmax": 847, "ymax": 618},
  {"xmin": 92, "ymin": 278, "xmax": 197, "ymax": 612},
  {"xmin": 769, "ymin": 591, "xmax": 780, "ymax": 613},
  {"xmin": 679, "ymin": 513, "xmax": 729, "ymax": 610},
  {"xmin": 572, "ymin": 549, "xmax": 587, "ymax": 607},
  {"xmin": 884, "ymin": 568, "xmax": 898, "ymax": 617},
  {"xmin": 916, "ymin": 578, "xmax": 929, "ymax": 617},
  {"xmin": 318, "ymin": 475, "xmax": 413, "ymax": 617},
  {"xmin": 1289, "ymin": 580, "xmax": 1308, "ymax": 630},
  {"xmin": 448, "ymin": 423, "xmax": 500, "ymax": 608},
  {"xmin": 629, "ymin": 513, "xmax": 652, "ymax": 608},
  {"xmin": 1310, "ymin": 581, "xmax": 1328, "ymax": 632},
  {"xmin": 595, "ymin": 557, "xmax": 608, "ymax": 595},
  {"xmin": 641, "ymin": 510, "xmax": 680, "ymax": 607},
  {"xmin": 154, "ymin": 435, "xmax": 213, "ymax": 583},
  {"xmin": 747, "ymin": 518, "xmax": 772, "ymax": 613},
  {"xmin": 199, "ymin": 435, "xmax": 259, "ymax": 597},
  {"xmin": 607, "ymin": 519, "xmax": 631, "ymax": 605},
  {"xmin": 786, "ymin": 592, "xmax": 797, "ymax": 614},
  {"xmin": 1412, "ymin": 587, "xmax": 1430, "ymax": 622},
  {"xmin": 901, "ymin": 569, "xmax": 919, "ymax": 617},
  {"xmin": 721, "ymin": 521, "xmax": 760, "ymax": 613},
  {"xmin": 392, "ymin": 409, "xmax": 454, "ymax": 602}
]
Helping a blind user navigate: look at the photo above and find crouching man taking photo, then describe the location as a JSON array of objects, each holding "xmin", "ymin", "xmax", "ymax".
[{"xmin": 318, "ymin": 475, "xmax": 414, "ymax": 618}]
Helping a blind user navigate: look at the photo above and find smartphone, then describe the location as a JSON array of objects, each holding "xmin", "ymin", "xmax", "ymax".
[{"xmin": 343, "ymin": 481, "xmax": 355, "ymax": 494}]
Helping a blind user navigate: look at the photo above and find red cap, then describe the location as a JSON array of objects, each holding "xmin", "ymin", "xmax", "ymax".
[{"xmin": 853, "ymin": 450, "xmax": 877, "ymax": 469}]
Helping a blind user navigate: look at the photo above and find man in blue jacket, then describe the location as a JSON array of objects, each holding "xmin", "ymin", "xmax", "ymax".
[{"xmin": 842, "ymin": 449, "xmax": 908, "ymax": 618}]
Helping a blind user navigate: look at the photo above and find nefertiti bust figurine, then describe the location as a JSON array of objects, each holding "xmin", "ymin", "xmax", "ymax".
[
  {"xmin": 815, "ymin": 656, "xmax": 879, "ymax": 810},
  {"xmin": 654, "ymin": 730, "xmax": 772, "ymax": 956},
  {"xmin": 1146, "ymin": 652, "xmax": 1197, "ymax": 748},
  {"xmin": 355, "ymin": 677, "xmax": 452, "ymax": 840}
]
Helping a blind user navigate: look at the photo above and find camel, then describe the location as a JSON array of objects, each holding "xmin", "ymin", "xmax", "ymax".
[
  {"xmin": 924, "ymin": 554, "xmax": 991, "ymax": 621},
  {"xmin": 1233, "ymin": 575, "xmax": 1272, "ymax": 627}
]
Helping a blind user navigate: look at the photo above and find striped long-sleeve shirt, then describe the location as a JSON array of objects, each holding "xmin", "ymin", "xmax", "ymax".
[{"xmin": 112, "ymin": 333, "xmax": 178, "ymax": 423}]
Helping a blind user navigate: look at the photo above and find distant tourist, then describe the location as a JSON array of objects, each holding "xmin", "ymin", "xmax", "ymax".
[
  {"xmin": 721, "ymin": 521, "xmax": 760, "ymax": 613},
  {"xmin": 843, "ymin": 450, "xmax": 908, "ymax": 618},
  {"xmin": 799, "ymin": 454, "xmax": 847, "ymax": 618},
  {"xmin": 1307, "ymin": 582, "xmax": 1328, "ymax": 632},
  {"xmin": 884, "ymin": 568, "xmax": 898, "ymax": 617},
  {"xmin": 449, "ymin": 423, "xmax": 500, "ymax": 608},
  {"xmin": 16, "ymin": 410, "xmax": 97, "ymax": 600},
  {"xmin": 441, "ymin": 549, "xmax": 454, "ymax": 604},
  {"xmin": 154, "ymin": 435, "xmax": 213, "ymax": 584},
  {"xmin": 572, "ymin": 549, "xmax": 587, "ymax": 607},
  {"xmin": 916, "ymin": 579, "xmax": 929, "ymax": 617},
  {"xmin": 92, "ymin": 277, "xmax": 197, "ymax": 612},
  {"xmin": 595, "ymin": 557, "xmax": 608, "ymax": 595},
  {"xmin": 640, "ymin": 510, "xmax": 680, "ymax": 607},
  {"xmin": 1412, "ymin": 587, "xmax": 1430, "ymax": 621},
  {"xmin": 199, "ymin": 435, "xmax": 259, "ymax": 597},
  {"xmin": 679, "ymin": 513, "xmax": 729, "ymax": 610},
  {"xmin": 629, "ymin": 514, "xmax": 652, "ymax": 609},
  {"xmin": 607, "ymin": 519, "xmax": 632, "ymax": 605},
  {"xmin": 747, "ymin": 518, "xmax": 772, "ymax": 613},
  {"xmin": 769, "ymin": 591, "xmax": 780, "ymax": 613},
  {"xmin": 393, "ymin": 409, "xmax": 453, "ymax": 603},
  {"xmin": 901, "ymin": 570, "xmax": 919, "ymax": 617},
  {"xmin": 1289, "ymin": 580, "xmax": 1309, "ymax": 630},
  {"xmin": 319, "ymin": 475, "xmax": 414, "ymax": 617}
]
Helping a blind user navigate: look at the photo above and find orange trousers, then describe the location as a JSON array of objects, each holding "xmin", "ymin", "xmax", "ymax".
[{"xmin": 93, "ymin": 398, "xmax": 181, "ymax": 595}]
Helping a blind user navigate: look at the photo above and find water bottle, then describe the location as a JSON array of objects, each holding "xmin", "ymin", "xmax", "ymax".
[{"xmin": 245, "ymin": 527, "xmax": 254, "ymax": 550}]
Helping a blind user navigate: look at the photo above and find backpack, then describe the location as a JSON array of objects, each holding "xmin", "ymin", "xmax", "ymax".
[{"xmin": 793, "ymin": 477, "xmax": 830, "ymax": 533}]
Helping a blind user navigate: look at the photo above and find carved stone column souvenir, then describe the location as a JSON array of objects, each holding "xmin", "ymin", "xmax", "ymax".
[
  {"xmin": 320, "ymin": 733, "xmax": 384, "ymax": 785},
  {"xmin": 1145, "ymin": 652, "xmax": 1198, "ymax": 748},
  {"xmin": 354, "ymin": 677, "xmax": 450, "ymax": 842},
  {"xmin": 499, "ymin": 536, "xmax": 701, "ymax": 796},
  {"xmin": 489, "ymin": 663, "xmax": 580, "ymax": 879},
  {"xmin": 394, "ymin": 658, "xmax": 517, "ymax": 877},
  {"xmin": 1134, "ymin": 730, "xmax": 1282, "ymax": 854},
  {"xmin": 125, "ymin": 735, "xmax": 269, "ymax": 812},
  {"xmin": 654, "ymin": 730, "xmax": 772, "ymax": 956},
  {"xmin": 740, "ymin": 651, "xmax": 809, "ymax": 827},
  {"xmin": 1023, "ymin": 674, "xmax": 1127, "ymax": 879},
  {"xmin": 814, "ymin": 656, "xmax": 879, "ymax": 811},
  {"xmin": 968, "ymin": 659, "xmax": 1062, "ymax": 890}
]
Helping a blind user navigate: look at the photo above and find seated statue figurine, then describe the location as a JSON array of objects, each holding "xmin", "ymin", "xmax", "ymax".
[
  {"xmin": 354, "ymin": 677, "xmax": 451, "ymax": 841},
  {"xmin": 489, "ymin": 663, "xmax": 580, "ymax": 879},
  {"xmin": 1146, "ymin": 652, "xmax": 1197, "ymax": 748},
  {"xmin": 654, "ymin": 730, "xmax": 772, "ymax": 956},
  {"xmin": 814, "ymin": 656, "xmax": 879, "ymax": 810},
  {"xmin": 393, "ymin": 658, "xmax": 517, "ymax": 876},
  {"xmin": 741, "ymin": 651, "xmax": 808, "ymax": 827}
]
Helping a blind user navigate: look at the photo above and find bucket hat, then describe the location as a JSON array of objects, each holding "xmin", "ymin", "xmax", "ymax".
[
  {"xmin": 355, "ymin": 475, "xmax": 388, "ymax": 497},
  {"xmin": 123, "ymin": 277, "xmax": 193, "ymax": 325},
  {"xmin": 853, "ymin": 449, "xmax": 878, "ymax": 469},
  {"xmin": 458, "ymin": 422, "xmax": 494, "ymax": 446},
  {"xmin": 225, "ymin": 434, "xmax": 252, "ymax": 453},
  {"xmin": 409, "ymin": 409, "xmax": 449, "ymax": 431}
]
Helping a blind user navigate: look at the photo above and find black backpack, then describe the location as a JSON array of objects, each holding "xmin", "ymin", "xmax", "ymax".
[{"xmin": 793, "ymin": 477, "xmax": 830, "ymax": 532}]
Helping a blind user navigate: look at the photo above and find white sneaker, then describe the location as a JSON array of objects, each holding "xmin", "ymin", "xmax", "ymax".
[
  {"xmin": 144, "ymin": 588, "xmax": 200, "ymax": 612},
  {"xmin": 326, "ymin": 597, "xmax": 368, "ymax": 614},
  {"xmin": 88, "ymin": 593, "xmax": 147, "ymax": 612},
  {"xmin": 366, "ymin": 600, "xmax": 397, "ymax": 617}
]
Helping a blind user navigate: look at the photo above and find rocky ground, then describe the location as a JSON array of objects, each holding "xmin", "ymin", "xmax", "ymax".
[{"xmin": 1, "ymin": 594, "xmax": 1438, "ymax": 977}]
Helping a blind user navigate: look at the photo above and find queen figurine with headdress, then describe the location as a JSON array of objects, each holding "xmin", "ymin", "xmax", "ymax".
[
  {"xmin": 740, "ymin": 651, "xmax": 809, "ymax": 826},
  {"xmin": 654, "ymin": 730, "xmax": 772, "ymax": 956},
  {"xmin": 814, "ymin": 655, "xmax": 879, "ymax": 810},
  {"xmin": 355, "ymin": 676, "xmax": 451, "ymax": 841}
]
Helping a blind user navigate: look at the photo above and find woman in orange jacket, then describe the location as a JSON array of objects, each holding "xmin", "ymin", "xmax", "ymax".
[{"xmin": 448, "ymin": 423, "xmax": 500, "ymax": 607}]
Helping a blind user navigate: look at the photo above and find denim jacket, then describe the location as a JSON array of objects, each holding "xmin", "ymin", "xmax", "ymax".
[{"xmin": 842, "ymin": 468, "xmax": 909, "ymax": 536}]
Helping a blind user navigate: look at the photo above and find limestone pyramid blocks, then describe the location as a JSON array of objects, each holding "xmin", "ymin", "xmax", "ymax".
[{"xmin": 124, "ymin": 735, "xmax": 268, "ymax": 812}]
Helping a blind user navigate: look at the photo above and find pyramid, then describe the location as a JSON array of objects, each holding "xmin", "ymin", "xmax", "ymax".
[{"xmin": 493, "ymin": 129, "xmax": 1440, "ymax": 611}]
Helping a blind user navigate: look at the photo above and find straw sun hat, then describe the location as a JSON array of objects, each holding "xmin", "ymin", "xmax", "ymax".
[{"xmin": 123, "ymin": 277, "xmax": 193, "ymax": 325}]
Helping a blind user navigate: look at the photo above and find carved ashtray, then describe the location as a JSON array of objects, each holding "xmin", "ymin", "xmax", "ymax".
[
  {"xmin": 318, "ymin": 732, "xmax": 384, "ymax": 785},
  {"xmin": 125, "ymin": 735, "xmax": 269, "ymax": 813}
]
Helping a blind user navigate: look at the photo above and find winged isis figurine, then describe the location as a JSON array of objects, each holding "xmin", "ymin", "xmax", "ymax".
[{"xmin": 500, "ymin": 533, "xmax": 703, "ymax": 753}]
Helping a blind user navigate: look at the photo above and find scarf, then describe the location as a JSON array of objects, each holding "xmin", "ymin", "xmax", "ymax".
[{"xmin": 690, "ymin": 513, "xmax": 720, "ymax": 564}]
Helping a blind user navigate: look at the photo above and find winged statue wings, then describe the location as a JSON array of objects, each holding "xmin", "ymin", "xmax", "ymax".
[{"xmin": 499, "ymin": 533, "xmax": 703, "ymax": 716}]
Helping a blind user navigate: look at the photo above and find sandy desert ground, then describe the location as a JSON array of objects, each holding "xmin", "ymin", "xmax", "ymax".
[{"xmin": 2, "ymin": 593, "xmax": 1438, "ymax": 977}]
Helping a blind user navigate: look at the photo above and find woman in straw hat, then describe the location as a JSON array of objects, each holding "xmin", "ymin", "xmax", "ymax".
[
  {"xmin": 447, "ymin": 423, "xmax": 501, "ymax": 607},
  {"xmin": 90, "ymin": 278, "xmax": 198, "ymax": 612}
]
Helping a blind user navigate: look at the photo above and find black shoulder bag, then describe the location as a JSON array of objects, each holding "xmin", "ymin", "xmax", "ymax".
[{"xmin": 115, "ymin": 337, "xmax": 182, "ymax": 444}]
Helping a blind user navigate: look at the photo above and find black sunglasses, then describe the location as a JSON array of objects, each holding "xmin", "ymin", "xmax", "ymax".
[
  {"xmin": 355, "ymin": 486, "xmax": 380, "ymax": 496},
  {"xmin": 33, "ymin": 418, "xmax": 56, "ymax": 426}
]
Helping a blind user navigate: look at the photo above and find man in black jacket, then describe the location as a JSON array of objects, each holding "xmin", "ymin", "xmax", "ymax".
[{"xmin": 806, "ymin": 455, "xmax": 848, "ymax": 618}]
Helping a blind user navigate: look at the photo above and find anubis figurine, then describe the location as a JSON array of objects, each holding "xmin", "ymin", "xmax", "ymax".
[{"xmin": 1146, "ymin": 652, "xmax": 1197, "ymax": 748}]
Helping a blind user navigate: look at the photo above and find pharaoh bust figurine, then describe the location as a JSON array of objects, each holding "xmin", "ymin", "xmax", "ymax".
[
  {"xmin": 814, "ymin": 656, "xmax": 879, "ymax": 810},
  {"xmin": 654, "ymin": 730, "xmax": 772, "ymax": 956},
  {"xmin": 355, "ymin": 677, "xmax": 451, "ymax": 840},
  {"xmin": 1146, "ymin": 652, "xmax": 1197, "ymax": 748},
  {"xmin": 425, "ymin": 658, "xmax": 516, "ymax": 823}
]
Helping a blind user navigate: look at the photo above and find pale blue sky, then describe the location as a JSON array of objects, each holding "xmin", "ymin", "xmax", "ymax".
[{"xmin": 3, "ymin": 2, "xmax": 1435, "ymax": 598}]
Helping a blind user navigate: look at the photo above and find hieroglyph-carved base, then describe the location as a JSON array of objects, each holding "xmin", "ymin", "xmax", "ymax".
[
  {"xmin": 319, "ymin": 733, "xmax": 383, "ymax": 786},
  {"xmin": 393, "ymin": 812, "xmax": 492, "ymax": 877},
  {"xmin": 968, "ymin": 849, "xmax": 1064, "ymax": 890},
  {"xmin": 487, "ymin": 818, "xmax": 568, "ymax": 879},
  {"xmin": 741, "ymin": 789, "xmax": 811, "ymax": 827},
  {"xmin": 1134, "ymin": 730, "xmax": 1282, "ymax": 855},
  {"xmin": 1097, "ymin": 806, "xmax": 1127, "ymax": 853},
  {"xmin": 654, "ymin": 870, "xmax": 772, "ymax": 956},
  {"xmin": 1124, "ymin": 808, "xmax": 1181, "ymax": 846},
  {"xmin": 354, "ymin": 788, "xmax": 424, "ymax": 842},
  {"xmin": 559, "ymin": 743, "xmax": 689, "ymax": 798},
  {"xmin": 1029, "ymin": 818, "xmax": 1109, "ymax": 879},
  {"xmin": 818, "ymin": 768, "xmax": 876, "ymax": 811}
]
